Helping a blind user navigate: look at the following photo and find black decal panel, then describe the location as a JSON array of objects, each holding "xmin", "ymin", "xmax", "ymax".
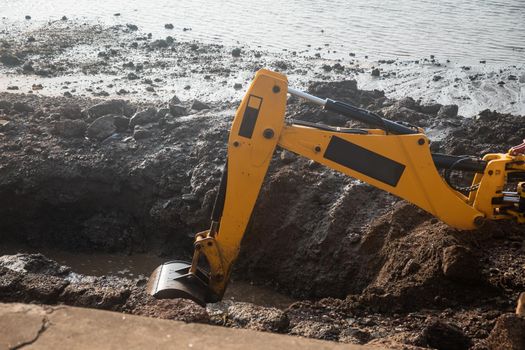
[
  {"xmin": 324, "ymin": 136, "xmax": 405, "ymax": 187},
  {"xmin": 238, "ymin": 95, "xmax": 262, "ymax": 139}
]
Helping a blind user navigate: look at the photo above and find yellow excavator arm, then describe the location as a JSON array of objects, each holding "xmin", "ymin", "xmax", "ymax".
[{"xmin": 147, "ymin": 69, "xmax": 525, "ymax": 306}]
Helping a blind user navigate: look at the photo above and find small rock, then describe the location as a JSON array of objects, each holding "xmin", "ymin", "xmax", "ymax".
[
  {"xmin": 127, "ymin": 72, "xmax": 139, "ymax": 80},
  {"xmin": 113, "ymin": 116, "xmax": 130, "ymax": 132},
  {"xmin": 59, "ymin": 104, "xmax": 82, "ymax": 119},
  {"xmin": 371, "ymin": 68, "xmax": 380, "ymax": 77},
  {"xmin": 485, "ymin": 314, "xmax": 525, "ymax": 350},
  {"xmin": 25, "ymin": 15, "xmax": 31, "ymax": 20},
  {"xmin": 433, "ymin": 75, "xmax": 443, "ymax": 82},
  {"xmin": 0, "ymin": 100, "xmax": 12, "ymax": 111},
  {"xmin": 191, "ymin": 99, "xmax": 210, "ymax": 111},
  {"xmin": 6, "ymin": 86, "xmax": 19, "ymax": 90},
  {"xmin": 437, "ymin": 104, "xmax": 459, "ymax": 118},
  {"xmin": 169, "ymin": 95, "xmax": 181, "ymax": 105},
  {"xmin": 86, "ymin": 115, "xmax": 117, "ymax": 140},
  {"xmin": 61, "ymin": 15, "xmax": 68, "ymax": 21},
  {"xmin": 233, "ymin": 83, "xmax": 242, "ymax": 90},
  {"xmin": 156, "ymin": 108, "xmax": 170, "ymax": 119},
  {"xmin": 423, "ymin": 319, "xmax": 471, "ymax": 350},
  {"xmin": 27, "ymin": 36, "xmax": 36, "ymax": 43},
  {"xmin": 22, "ymin": 62, "xmax": 34, "ymax": 72},
  {"xmin": 442, "ymin": 245, "xmax": 481, "ymax": 283},
  {"xmin": 52, "ymin": 119, "xmax": 87, "ymax": 138},
  {"xmin": 63, "ymin": 91, "xmax": 73, "ymax": 98},
  {"xmin": 169, "ymin": 104, "xmax": 187, "ymax": 117},
  {"xmin": 0, "ymin": 53, "xmax": 21, "ymax": 66},
  {"xmin": 420, "ymin": 103, "xmax": 442, "ymax": 115},
  {"xmin": 86, "ymin": 100, "xmax": 136, "ymax": 119},
  {"xmin": 231, "ymin": 48, "xmax": 241, "ymax": 57},
  {"xmin": 133, "ymin": 126, "xmax": 153, "ymax": 140},
  {"xmin": 164, "ymin": 23, "xmax": 174, "ymax": 29},
  {"xmin": 126, "ymin": 24, "xmax": 138, "ymax": 31},
  {"xmin": 152, "ymin": 39, "xmax": 168, "ymax": 48},
  {"xmin": 223, "ymin": 302, "xmax": 289, "ymax": 332},
  {"xmin": 13, "ymin": 102, "xmax": 33, "ymax": 113},
  {"xmin": 130, "ymin": 107, "xmax": 158, "ymax": 127}
]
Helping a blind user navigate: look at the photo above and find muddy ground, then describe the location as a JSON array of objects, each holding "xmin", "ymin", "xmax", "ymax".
[{"xmin": 1, "ymin": 22, "xmax": 525, "ymax": 350}]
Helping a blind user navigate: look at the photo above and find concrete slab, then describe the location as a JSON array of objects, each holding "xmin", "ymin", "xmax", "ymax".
[{"xmin": 0, "ymin": 303, "xmax": 384, "ymax": 350}]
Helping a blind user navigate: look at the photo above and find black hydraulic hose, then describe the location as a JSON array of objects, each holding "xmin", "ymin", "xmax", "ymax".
[
  {"xmin": 211, "ymin": 162, "xmax": 228, "ymax": 222},
  {"xmin": 324, "ymin": 99, "xmax": 417, "ymax": 135}
]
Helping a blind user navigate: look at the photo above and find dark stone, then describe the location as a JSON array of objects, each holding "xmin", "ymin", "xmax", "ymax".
[
  {"xmin": 420, "ymin": 103, "xmax": 442, "ymax": 115},
  {"xmin": 233, "ymin": 83, "xmax": 242, "ymax": 90},
  {"xmin": 13, "ymin": 102, "xmax": 33, "ymax": 113},
  {"xmin": 437, "ymin": 104, "xmax": 459, "ymax": 118},
  {"xmin": 191, "ymin": 99, "xmax": 210, "ymax": 111},
  {"xmin": 130, "ymin": 107, "xmax": 158, "ymax": 127},
  {"xmin": 86, "ymin": 115, "xmax": 117, "ymax": 140},
  {"xmin": 0, "ymin": 100, "xmax": 12, "ymax": 112},
  {"xmin": 371, "ymin": 68, "xmax": 380, "ymax": 77},
  {"xmin": 433, "ymin": 75, "xmax": 443, "ymax": 82},
  {"xmin": 113, "ymin": 116, "xmax": 130, "ymax": 132},
  {"xmin": 485, "ymin": 314, "xmax": 525, "ymax": 350},
  {"xmin": 133, "ymin": 126, "xmax": 153, "ymax": 140},
  {"xmin": 22, "ymin": 62, "xmax": 34, "ymax": 71},
  {"xmin": 86, "ymin": 100, "xmax": 136, "ymax": 119},
  {"xmin": 232, "ymin": 48, "xmax": 241, "ymax": 57},
  {"xmin": 126, "ymin": 24, "xmax": 138, "ymax": 31},
  {"xmin": 52, "ymin": 119, "xmax": 88, "ymax": 138},
  {"xmin": 164, "ymin": 23, "xmax": 174, "ymax": 29},
  {"xmin": 59, "ymin": 104, "xmax": 82, "ymax": 120},
  {"xmin": 442, "ymin": 245, "xmax": 481, "ymax": 283},
  {"xmin": 0, "ymin": 53, "xmax": 21, "ymax": 66},
  {"xmin": 423, "ymin": 319, "xmax": 471, "ymax": 350}
]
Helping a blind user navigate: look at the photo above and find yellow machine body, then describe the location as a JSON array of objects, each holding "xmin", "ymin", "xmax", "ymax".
[{"xmin": 147, "ymin": 69, "xmax": 525, "ymax": 305}]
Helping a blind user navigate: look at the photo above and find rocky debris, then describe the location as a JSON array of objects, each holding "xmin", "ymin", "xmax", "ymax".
[
  {"xmin": 485, "ymin": 314, "xmax": 525, "ymax": 350},
  {"xmin": 371, "ymin": 68, "xmax": 380, "ymax": 76},
  {"xmin": 129, "ymin": 107, "xmax": 158, "ymax": 127},
  {"xmin": 86, "ymin": 115, "xmax": 117, "ymax": 140},
  {"xmin": 191, "ymin": 99, "xmax": 210, "ymax": 111},
  {"xmin": 210, "ymin": 302, "xmax": 289, "ymax": 333},
  {"xmin": 164, "ymin": 23, "xmax": 174, "ymax": 29},
  {"xmin": 129, "ymin": 297, "xmax": 210, "ymax": 323},
  {"xmin": 421, "ymin": 319, "xmax": 471, "ymax": 350},
  {"xmin": 52, "ymin": 119, "xmax": 88, "ymax": 138}
]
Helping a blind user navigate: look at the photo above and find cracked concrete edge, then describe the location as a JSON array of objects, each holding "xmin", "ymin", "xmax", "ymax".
[{"xmin": 0, "ymin": 303, "xmax": 386, "ymax": 350}]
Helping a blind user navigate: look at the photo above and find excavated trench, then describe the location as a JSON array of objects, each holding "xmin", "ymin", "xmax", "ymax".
[{"xmin": 0, "ymin": 84, "xmax": 524, "ymax": 348}]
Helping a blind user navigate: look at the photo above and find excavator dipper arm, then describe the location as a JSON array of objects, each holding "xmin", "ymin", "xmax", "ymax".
[{"xmin": 147, "ymin": 69, "xmax": 525, "ymax": 306}]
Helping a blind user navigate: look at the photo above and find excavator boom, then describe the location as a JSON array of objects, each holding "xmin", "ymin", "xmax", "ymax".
[{"xmin": 147, "ymin": 69, "xmax": 525, "ymax": 306}]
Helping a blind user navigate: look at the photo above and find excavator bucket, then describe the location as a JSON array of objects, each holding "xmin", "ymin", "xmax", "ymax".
[{"xmin": 146, "ymin": 260, "xmax": 219, "ymax": 306}]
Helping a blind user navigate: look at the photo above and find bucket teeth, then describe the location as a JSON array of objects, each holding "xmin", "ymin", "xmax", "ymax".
[{"xmin": 146, "ymin": 260, "xmax": 218, "ymax": 306}]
